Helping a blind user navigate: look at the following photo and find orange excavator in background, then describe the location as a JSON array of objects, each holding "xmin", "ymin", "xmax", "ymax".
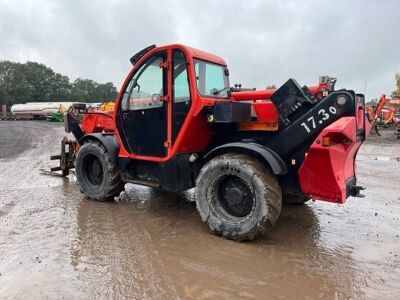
[{"xmin": 368, "ymin": 94, "xmax": 400, "ymax": 138}]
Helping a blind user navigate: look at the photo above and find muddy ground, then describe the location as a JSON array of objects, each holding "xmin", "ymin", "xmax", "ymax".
[{"xmin": 0, "ymin": 121, "xmax": 399, "ymax": 299}]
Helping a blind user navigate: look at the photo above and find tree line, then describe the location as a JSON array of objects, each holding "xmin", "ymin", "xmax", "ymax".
[
  {"xmin": 393, "ymin": 73, "xmax": 400, "ymax": 98},
  {"xmin": 0, "ymin": 61, "xmax": 118, "ymax": 108}
]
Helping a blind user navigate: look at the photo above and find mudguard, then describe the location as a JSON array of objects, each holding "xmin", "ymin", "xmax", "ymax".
[
  {"xmin": 79, "ymin": 133, "xmax": 120, "ymax": 162},
  {"xmin": 204, "ymin": 142, "xmax": 287, "ymax": 175}
]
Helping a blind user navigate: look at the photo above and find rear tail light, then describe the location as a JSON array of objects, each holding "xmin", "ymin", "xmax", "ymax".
[
  {"xmin": 322, "ymin": 133, "xmax": 351, "ymax": 147},
  {"xmin": 322, "ymin": 136, "xmax": 333, "ymax": 147}
]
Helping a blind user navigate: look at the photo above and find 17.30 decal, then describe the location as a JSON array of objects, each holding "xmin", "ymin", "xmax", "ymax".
[{"xmin": 300, "ymin": 106, "xmax": 337, "ymax": 133}]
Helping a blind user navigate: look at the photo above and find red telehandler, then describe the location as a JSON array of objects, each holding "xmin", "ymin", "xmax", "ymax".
[{"xmin": 53, "ymin": 44, "xmax": 369, "ymax": 241}]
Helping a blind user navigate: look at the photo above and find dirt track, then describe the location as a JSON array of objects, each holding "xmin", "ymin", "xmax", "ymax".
[{"xmin": 0, "ymin": 121, "xmax": 399, "ymax": 299}]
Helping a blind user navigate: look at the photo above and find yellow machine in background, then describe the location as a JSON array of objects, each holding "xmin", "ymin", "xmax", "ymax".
[{"xmin": 98, "ymin": 102, "xmax": 115, "ymax": 111}]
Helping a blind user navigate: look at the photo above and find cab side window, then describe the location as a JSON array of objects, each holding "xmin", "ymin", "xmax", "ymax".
[
  {"xmin": 172, "ymin": 50, "xmax": 191, "ymax": 143},
  {"xmin": 173, "ymin": 51, "xmax": 190, "ymax": 103}
]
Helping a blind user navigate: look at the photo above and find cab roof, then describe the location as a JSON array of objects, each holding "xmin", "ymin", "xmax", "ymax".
[
  {"xmin": 131, "ymin": 43, "xmax": 227, "ymax": 67},
  {"xmin": 179, "ymin": 44, "xmax": 227, "ymax": 66}
]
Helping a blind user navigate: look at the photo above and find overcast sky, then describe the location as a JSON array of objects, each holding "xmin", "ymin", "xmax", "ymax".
[{"xmin": 0, "ymin": 0, "xmax": 399, "ymax": 99}]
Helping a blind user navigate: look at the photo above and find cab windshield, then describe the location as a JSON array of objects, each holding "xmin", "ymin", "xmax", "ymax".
[{"xmin": 194, "ymin": 59, "xmax": 230, "ymax": 98}]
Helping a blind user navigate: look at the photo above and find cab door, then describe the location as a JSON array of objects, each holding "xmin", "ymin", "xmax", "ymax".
[{"xmin": 119, "ymin": 51, "xmax": 168, "ymax": 157}]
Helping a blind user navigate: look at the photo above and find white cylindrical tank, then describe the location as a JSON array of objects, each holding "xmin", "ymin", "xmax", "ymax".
[{"xmin": 11, "ymin": 102, "xmax": 74, "ymax": 116}]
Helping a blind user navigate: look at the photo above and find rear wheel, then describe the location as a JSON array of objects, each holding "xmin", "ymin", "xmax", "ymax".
[
  {"xmin": 75, "ymin": 140, "xmax": 124, "ymax": 201},
  {"xmin": 195, "ymin": 153, "xmax": 282, "ymax": 241}
]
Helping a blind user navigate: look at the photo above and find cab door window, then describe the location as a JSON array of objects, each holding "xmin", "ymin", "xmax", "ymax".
[{"xmin": 121, "ymin": 56, "xmax": 164, "ymax": 111}]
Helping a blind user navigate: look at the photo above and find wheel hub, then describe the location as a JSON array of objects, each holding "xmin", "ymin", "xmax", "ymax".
[
  {"xmin": 83, "ymin": 154, "xmax": 104, "ymax": 186},
  {"xmin": 217, "ymin": 176, "xmax": 254, "ymax": 218},
  {"xmin": 91, "ymin": 160, "xmax": 102, "ymax": 178},
  {"xmin": 224, "ymin": 187, "xmax": 244, "ymax": 206}
]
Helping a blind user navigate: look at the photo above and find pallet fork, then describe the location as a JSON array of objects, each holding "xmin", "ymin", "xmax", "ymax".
[{"xmin": 50, "ymin": 137, "xmax": 77, "ymax": 177}]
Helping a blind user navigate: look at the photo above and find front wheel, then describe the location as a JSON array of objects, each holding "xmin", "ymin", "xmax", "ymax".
[
  {"xmin": 195, "ymin": 153, "xmax": 282, "ymax": 241},
  {"xmin": 75, "ymin": 140, "xmax": 124, "ymax": 201}
]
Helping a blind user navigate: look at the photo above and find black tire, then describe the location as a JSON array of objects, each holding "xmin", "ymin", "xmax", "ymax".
[
  {"xmin": 75, "ymin": 140, "xmax": 124, "ymax": 201},
  {"xmin": 195, "ymin": 153, "xmax": 282, "ymax": 241},
  {"xmin": 283, "ymin": 193, "xmax": 310, "ymax": 205}
]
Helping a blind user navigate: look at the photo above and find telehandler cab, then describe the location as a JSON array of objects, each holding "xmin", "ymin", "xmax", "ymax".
[{"xmin": 56, "ymin": 44, "xmax": 369, "ymax": 241}]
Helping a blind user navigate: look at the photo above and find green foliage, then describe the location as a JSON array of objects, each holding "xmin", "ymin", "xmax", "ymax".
[
  {"xmin": 392, "ymin": 73, "xmax": 400, "ymax": 98},
  {"xmin": 0, "ymin": 60, "xmax": 118, "ymax": 106}
]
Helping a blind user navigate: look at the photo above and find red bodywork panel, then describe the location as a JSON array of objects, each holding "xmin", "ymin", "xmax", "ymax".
[
  {"xmin": 231, "ymin": 83, "xmax": 329, "ymax": 101},
  {"xmin": 298, "ymin": 116, "xmax": 365, "ymax": 203},
  {"xmin": 81, "ymin": 112, "xmax": 114, "ymax": 134},
  {"xmin": 252, "ymin": 102, "xmax": 278, "ymax": 123}
]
